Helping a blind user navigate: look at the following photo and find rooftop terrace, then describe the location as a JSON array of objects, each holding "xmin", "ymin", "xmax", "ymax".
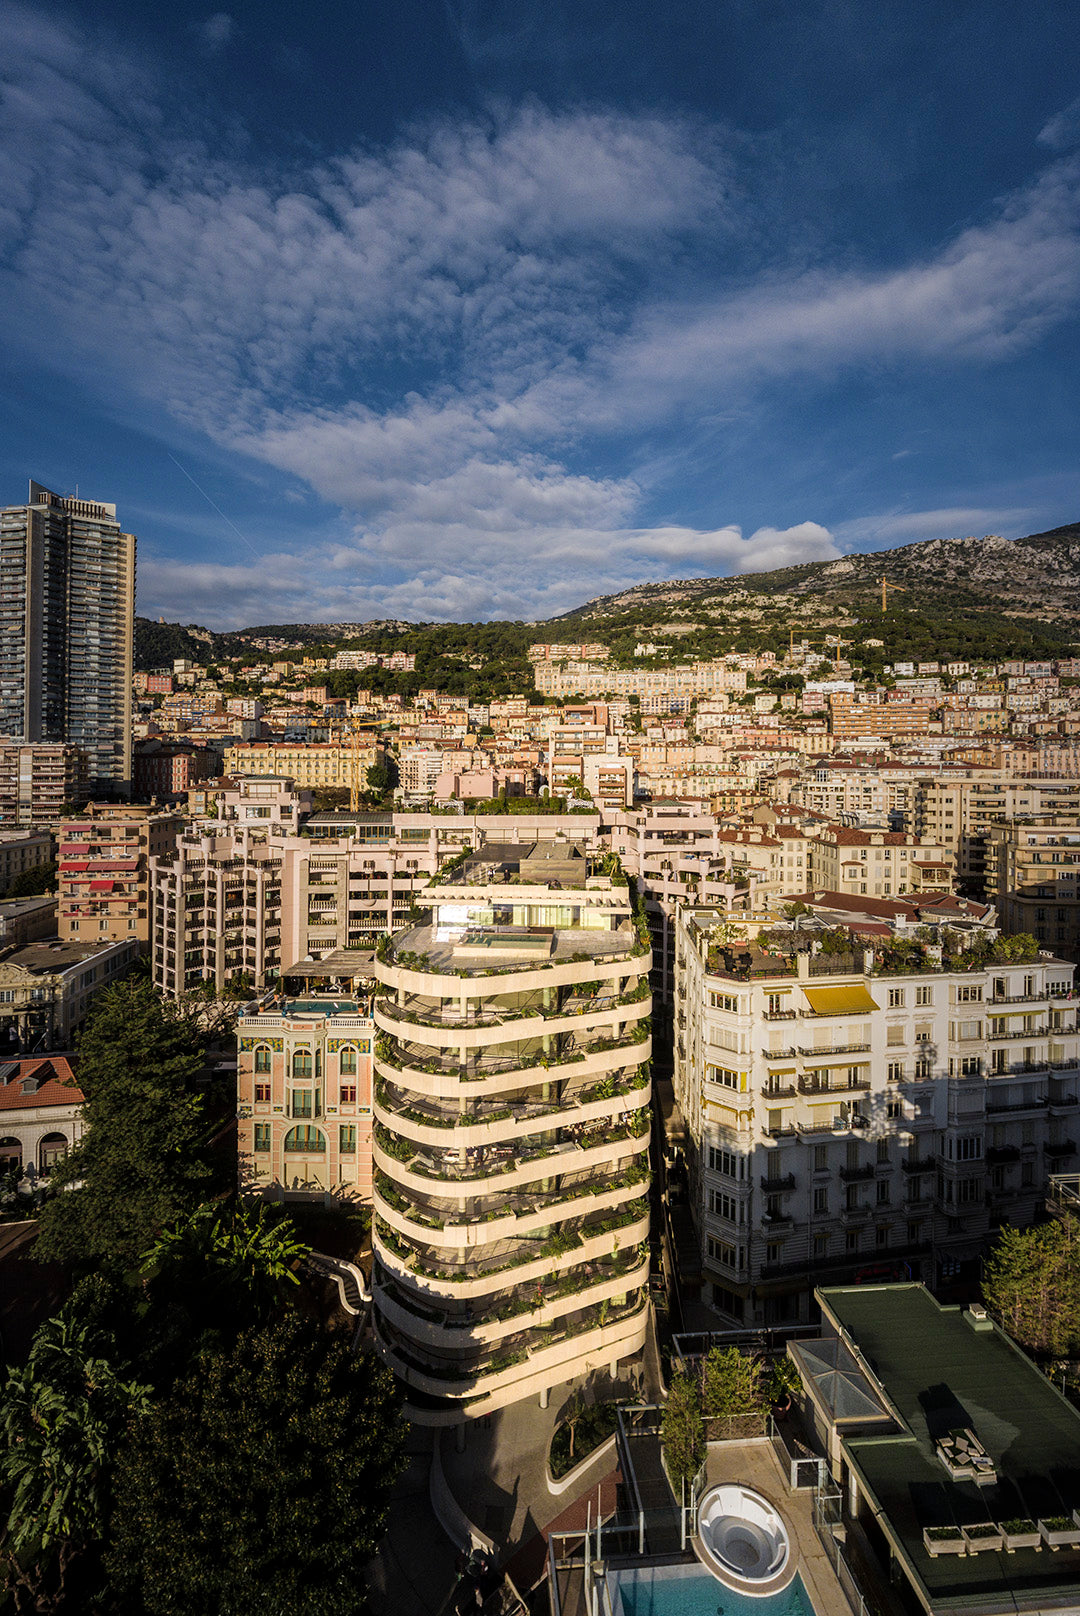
[{"xmin": 822, "ymin": 1284, "xmax": 1080, "ymax": 1612}]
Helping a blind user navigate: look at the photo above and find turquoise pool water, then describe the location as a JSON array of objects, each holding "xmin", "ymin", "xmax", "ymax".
[{"xmin": 614, "ymin": 1569, "xmax": 816, "ymax": 1616}]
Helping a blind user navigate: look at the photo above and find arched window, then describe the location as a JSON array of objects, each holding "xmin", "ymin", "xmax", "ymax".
[
  {"xmin": 38, "ymin": 1132, "xmax": 68, "ymax": 1174},
  {"xmin": 340, "ymin": 1045, "xmax": 357, "ymax": 1075},
  {"xmin": 254, "ymin": 1045, "xmax": 271, "ymax": 1073},
  {"xmin": 292, "ymin": 1047, "xmax": 313, "ymax": 1078},
  {"xmin": 284, "ymin": 1125, "xmax": 326, "ymax": 1154}
]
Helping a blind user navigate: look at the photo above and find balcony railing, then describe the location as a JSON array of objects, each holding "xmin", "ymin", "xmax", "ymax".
[{"xmin": 798, "ymin": 1043, "xmax": 871, "ymax": 1057}]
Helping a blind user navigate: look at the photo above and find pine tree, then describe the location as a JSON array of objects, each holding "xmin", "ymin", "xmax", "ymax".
[{"xmin": 33, "ymin": 981, "xmax": 219, "ymax": 1273}]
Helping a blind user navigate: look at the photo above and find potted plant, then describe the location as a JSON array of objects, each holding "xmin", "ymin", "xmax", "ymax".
[
  {"xmin": 963, "ymin": 1523, "xmax": 1003, "ymax": 1554},
  {"xmin": 924, "ymin": 1526, "xmax": 966, "ymax": 1557},
  {"xmin": 1039, "ymin": 1516, "xmax": 1080, "ymax": 1549},
  {"xmin": 1000, "ymin": 1519, "xmax": 1041, "ymax": 1552}
]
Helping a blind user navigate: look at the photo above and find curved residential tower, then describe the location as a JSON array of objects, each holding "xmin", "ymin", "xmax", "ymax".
[{"xmin": 371, "ymin": 841, "xmax": 651, "ymax": 1422}]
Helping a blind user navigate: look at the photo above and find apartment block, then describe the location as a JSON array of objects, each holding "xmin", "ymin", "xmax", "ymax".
[
  {"xmin": 673, "ymin": 905, "xmax": 1078, "ymax": 1326},
  {"xmin": 0, "ymin": 938, "xmax": 137, "ymax": 1052},
  {"xmin": 186, "ymin": 774, "xmax": 312, "ymax": 827},
  {"xmin": 810, "ymin": 828, "xmax": 955, "ymax": 897},
  {"xmin": 132, "ymin": 741, "xmax": 218, "ymax": 801},
  {"xmin": 985, "ymin": 818, "xmax": 1080, "ymax": 963},
  {"xmin": 0, "ymin": 832, "xmax": 55, "ymax": 901},
  {"xmin": 608, "ymin": 803, "xmax": 754, "ymax": 1005},
  {"xmin": 236, "ymin": 993, "xmax": 374, "ymax": 1204},
  {"xmin": 59, "ymin": 803, "xmax": 183, "ymax": 949},
  {"xmin": 223, "ymin": 740, "xmax": 379, "ymax": 794},
  {"xmin": 150, "ymin": 829, "xmax": 285, "ymax": 996},
  {"xmin": 371, "ymin": 844, "xmax": 652, "ymax": 1421},
  {"xmin": 0, "ymin": 743, "xmax": 88, "ymax": 827},
  {"xmin": 0, "ymin": 482, "xmax": 134, "ymax": 790}
]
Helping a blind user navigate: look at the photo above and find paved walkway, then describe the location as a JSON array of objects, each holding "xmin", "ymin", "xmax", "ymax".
[
  {"xmin": 366, "ymin": 1424, "xmax": 461, "ymax": 1616},
  {"xmin": 367, "ymin": 1316, "xmax": 661, "ymax": 1614}
]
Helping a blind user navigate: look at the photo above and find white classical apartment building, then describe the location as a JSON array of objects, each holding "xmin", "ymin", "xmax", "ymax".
[
  {"xmin": 371, "ymin": 842, "xmax": 652, "ymax": 1422},
  {"xmin": 673, "ymin": 905, "xmax": 1079, "ymax": 1328}
]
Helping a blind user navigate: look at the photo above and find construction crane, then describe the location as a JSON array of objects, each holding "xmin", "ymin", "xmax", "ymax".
[
  {"xmin": 879, "ymin": 576, "xmax": 909, "ymax": 613},
  {"xmin": 824, "ymin": 634, "xmax": 851, "ymax": 666}
]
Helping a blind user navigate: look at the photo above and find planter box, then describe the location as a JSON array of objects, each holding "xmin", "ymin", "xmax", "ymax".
[
  {"xmin": 1039, "ymin": 1520, "xmax": 1080, "ymax": 1550},
  {"xmin": 1001, "ymin": 1523, "xmax": 1042, "ymax": 1553},
  {"xmin": 924, "ymin": 1528, "xmax": 967, "ymax": 1558},
  {"xmin": 963, "ymin": 1525, "xmax": 1003, "ymax": 1554}
]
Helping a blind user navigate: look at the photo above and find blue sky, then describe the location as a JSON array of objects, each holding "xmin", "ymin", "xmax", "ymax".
[{"xmin": 2, "ymin": 1, "xmax": 1080, "ymax": 627}]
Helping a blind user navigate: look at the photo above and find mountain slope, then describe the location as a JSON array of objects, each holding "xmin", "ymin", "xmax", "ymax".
[{"xmin": 557, "ymin": 523, "xmax": 1080, "ymax": 624}]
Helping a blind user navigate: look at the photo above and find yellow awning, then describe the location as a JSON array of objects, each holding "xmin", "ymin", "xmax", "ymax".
[{"xmin": 802, "ymin": 984, "xmax": 878, "ymax": 1016}]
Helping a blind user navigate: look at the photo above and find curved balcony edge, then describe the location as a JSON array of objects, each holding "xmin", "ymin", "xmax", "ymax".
[
  {"xmin": 372, "ymin": 1123, "xmax": 650, "ymax": 1198},
  {"xmin": 373, "ymin": 950, "xmax": 650, "ymax": 1000},
  {"xmin": 372, "ymin": 1073, "xmax": 650, "ymax": 1149},
  {"xmin": 373, "ymin": 1000, "xmax": 650, "ymax": 1051},
  {"xmin": 373, "ymin": 1173, "xmax": 648, "ymax": 1251},
  {"xmin": 372, "ymin": 1211, "xmax": 651, "ymax": 1300},
  {"xmin": 375, "ymin": 1298, "xmax": 650, "ymax": 1417},
  {"xmin": 374, "ymin": 1253, "xmax": 651, "ymax": 1349},
  {"xmin": 372, "ymin": 1041, "xmax": 648, "ymax": 1099}
]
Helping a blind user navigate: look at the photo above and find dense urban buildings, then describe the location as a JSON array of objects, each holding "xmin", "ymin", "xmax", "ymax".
[{"xmin": 0, "ymin": 482, "xmax": 135, "ymax": 791}]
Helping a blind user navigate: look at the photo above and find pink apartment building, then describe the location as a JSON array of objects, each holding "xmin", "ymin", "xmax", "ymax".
[{"xmin": 237, "ymin": 994, "xmax": 374, "ymax": 1205}]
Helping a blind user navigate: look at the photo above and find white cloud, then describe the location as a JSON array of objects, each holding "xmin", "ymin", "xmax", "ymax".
[
  {"xmin": 199, "ymin": 13, "xmax": 235, "ymax": 51},
  {"xmin": 138, "ymin": 518, "xmax": 838, "ymax": 626},
  {"xmin": 1038, "ymin": 97, "xmax": 1080, "ymax": 151},
  {"xmin": 1, "ymin": 5, "xmax": 1078, "ymax": 624}
]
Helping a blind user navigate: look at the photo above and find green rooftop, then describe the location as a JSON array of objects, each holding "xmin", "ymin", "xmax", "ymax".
[{"xmin": 820, "ymin": 1284, "xmax": 1080, "ymax": 1613}]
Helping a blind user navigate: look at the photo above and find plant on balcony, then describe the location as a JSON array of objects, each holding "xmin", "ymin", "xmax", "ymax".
[
  {"xmin": 373, "ymin": 1127, "xmax": 413, "ymax": 1163},
  {"xmin": 923, "ymin": 1525, "xmax": 966, "ymax": 1556}
]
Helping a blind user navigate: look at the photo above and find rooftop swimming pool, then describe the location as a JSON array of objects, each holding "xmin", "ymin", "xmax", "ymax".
[
  {"xmin": 610, "ymin": 1565, "xmax": 816, "ymax": 1616},
  {"xmin": 280, "ymin": 1000, "xmax": 360, "ymax": 1016}
]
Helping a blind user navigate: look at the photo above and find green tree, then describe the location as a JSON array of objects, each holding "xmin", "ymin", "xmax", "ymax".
[
  {"xmin": 661, "ymin": 1370, "xmax": 704, "ymax": 1493},
  {"xmin": 33, "ymin": 981, "xmax": 220, "ymax": 1274},
  {"xmin": 701, "ymin": 1346, "xmax": 762, "ymax": 1419},
  {"xmin": 983, "ymin": 1220, "xmax": 1080, "ymax": 1359},
  {"xmin": 0, "ymin": 1276, "xmax": 150, "ymax": 1613},
  {"xmin": 143, "ymin": 1201, "xmax": 309, "ymax": 1333},
  {"xmin": 105, "ymin": 1313, "xmax": 406, "ymax": 1616},
  {"xmin": 365, "ymin": 756, "xmax": 398, "ymax": 795},
  {"xmin": 5, "ymin": 861, "xmax": 58, "ymax": 898}
]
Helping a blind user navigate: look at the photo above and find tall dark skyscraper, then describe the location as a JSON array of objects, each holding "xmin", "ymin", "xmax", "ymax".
[{"xmin": 0, "ymin": 481, "xmax": 135, "ymax": 792}]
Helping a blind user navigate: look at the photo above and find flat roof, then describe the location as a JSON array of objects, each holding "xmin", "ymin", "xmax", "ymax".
[
  {"xmin": 821, "ymin": 1284, "xmax": 1080, "ymax": 1611},
  {"xmin": 2, "ymin": 940, "xmax": 127, "ymax": 974}
]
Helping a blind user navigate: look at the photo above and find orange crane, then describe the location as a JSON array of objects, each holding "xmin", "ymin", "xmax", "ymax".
[
  {"xmin": 824, "ymin": 634, "xmax": 851, "ymax": 666},
  {"xmin": 879, "ymin": 576, "xmax": 908, "ymax": 613}
]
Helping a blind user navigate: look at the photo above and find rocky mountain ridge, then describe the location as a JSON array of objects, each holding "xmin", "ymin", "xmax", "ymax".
[{"xmin": 560, "ymin": 522, "xmax": 1080, "ymax": 622}]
